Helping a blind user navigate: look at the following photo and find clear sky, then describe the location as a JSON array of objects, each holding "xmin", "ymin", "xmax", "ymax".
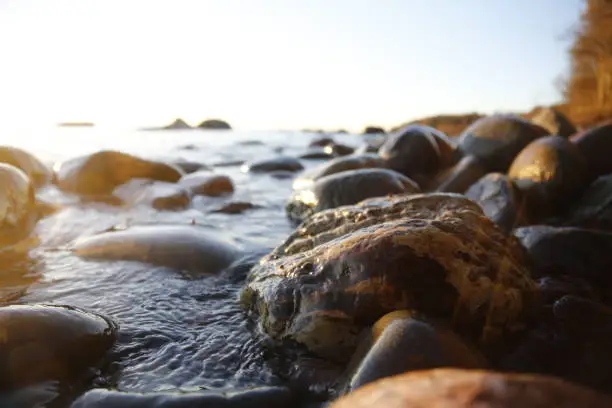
[{"xmin": 0, "ymin": 0, "xmax": 584, "ymax": 131}]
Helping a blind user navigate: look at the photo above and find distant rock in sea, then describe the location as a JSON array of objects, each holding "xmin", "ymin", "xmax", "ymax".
[
  {"xmin": 162, "ymin": 118, "xmax": 192, "ymax": 130},
  {"xmin": 197, "ymin": 119, "xmax": 232, "ymax": 130},
  {"xmin": 57, "ymin": 122, "xmax": 95, "ymax": 127},
  {"xmin": 363, "ymin": 126, "xmax": 386, "ymax": 134}
]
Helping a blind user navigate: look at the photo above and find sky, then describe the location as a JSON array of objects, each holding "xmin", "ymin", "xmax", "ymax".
[{"xmin": 0, "ymin": 0, "xmax": 584, "ymax": 131}]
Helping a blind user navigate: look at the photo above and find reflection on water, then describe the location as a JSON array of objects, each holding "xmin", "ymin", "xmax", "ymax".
[{"xmin": 0, "ymin": 126, "xmax": 367, "ymax": 397}]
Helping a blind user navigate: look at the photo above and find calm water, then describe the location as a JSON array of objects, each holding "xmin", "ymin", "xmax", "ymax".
[{"xmin": 0, "ymin": 126, "xmax": 375, "ymax": 395}]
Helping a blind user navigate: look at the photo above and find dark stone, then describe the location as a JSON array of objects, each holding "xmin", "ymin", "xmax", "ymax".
[
  {"xmin": 179, "ymin": 172, "xmax": 234, "ymax": 197},
  {"xmin": 328, "ymin": 143, "xmax": 355, "ymax": 157},
  {"xmin": 0, "ymin": 304, "xmax": 117, "ymax": 389},
  {"xmin": 362, "ymin": 126, "xmax": 385, "ymax": 134},
  {"xmin": 458, "ymin": 114, "xmax": 548, "ymax": 172},
  {"xmin": 567, "ymin": 174, "xmax": 612, "ymax": 230},
  {"xmin": 536, "ymin": 275, "xmax": 599, "ymax": 306},
  {"xmin": 242, "ymin": 194, "xmax": 536, "ymax": 362},
  {"xmin": 299, "ymin": 149, "xmax": 337, "ymax": 160},
  {"xmin": 432, "ymin": 155, "xmax": 487, "ymax": 194},
  {"xmin": 309, "ymin": 137, "xmax": 335, "ymax": 148},
  {"xmin": 113, "ymin": 179, "xmax": 191, "ymax": 210},
  {"xmin": 355, "ymin": 143, "xmax": 380, "ymax": 154},
  {"xmin": 56, "ymin": 151, "xmax": 183, "ymax": 196},
  {"xmin": 172, "ymin": 160, "xmax": 211, "ymax": 174},
  {"xmin": 0, "ymin": 146, "xmax": 53, "ymax": 188},
  {"xmin": 196, "ymin": 119, "xmax": 231, "ymax": 130},
  {"xmin": 70, "ymin": 386, "xmax": 294, "ymax": 408},
  {"xmin": 72, "ymin": 225, "xmax": 243, "ymax": 276},
  {"xmin": 508, "ymin": 136, "xmax": 587, "ymax": 221},
  {"xmin": 211, "ymin": 201, "xmax": 261, "ymax": 214},
  {"xmin": 330, "ymin": 368, "xmax": 612, "ymax": 408},
  {"xmin": 465, "ymin": 173, "xmax": 525, "ymax": 233},
  {"xmin": 243, "ymin": 157, "xmax": 304, "ymax": 173},
  {"xmin": 0, "ymin": 163, "xmax": 39, "ymax": 247},
  {"xmin": 341, "ymin": 310, "xmax": 486, "ymax": 393},
  {"xmin": 286, "ymin": 168, "xmax": 420, "ymax": 222},
  {"xmin": 528, "ymin": 107, "xmax": 576, "ymax": 138},
  {"xmin": 571, "ymin": 120, "xmax": 612, "ymax": 180},
  {"xmin": 379, "ymin": 125, "xmax": 451, "ymax": 180},
  {"xmin": 292, "ymin": 154, "xmax": 385, "ymax": 191},
  {"xmin": 161, "ymin": 118, "xmax": 191, "ymax": 130},
  {"xmin": 515, "ymin": 226, "xmax": 612, "ymax": 286}
]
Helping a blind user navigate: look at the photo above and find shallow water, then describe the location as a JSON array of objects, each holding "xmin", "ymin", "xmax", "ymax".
[{"xmin": 0, "ymin": 126, "xmax": 378, "ymax": 399}]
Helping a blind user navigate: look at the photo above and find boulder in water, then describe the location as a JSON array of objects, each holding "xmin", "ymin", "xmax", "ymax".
[
  {"xmin": 287, "ymin": 168, "xmax": 420, "ymax": 222},
  {"xmin": 179, "ymin": 172, "xmax": 234, "ymax": 197},
  {"xmin": 161, "ymin": 118, "xmax": 192, "ymax": 130},
  {"xmin": 242, "ymin": 156, "xmax": 304, "ymax": 173},
  {"xmin": 0, "ymin": 163, "xmax": 39, "ymax": 247},
  {"xmin": 172, "ymin": 160, "xmax": 211, "ymax": 174},
  {"xmin": 458, "ymin": 114, "xmax": 548, "ymax": 172},
  {"xmin": 196, "ymin": 119, "xmax": 232, "ymax": 130},
  {"xmin": 0, "ymin": 304, "xmax": 117, "ymax": 389},
  {"xmin": 112, "ymin": 179, "xmax": 191, "ymax": 210},
  {"xmin": 0, "ymin": 146, "xmax": 53, "ymax": 188},
  {"xmin": 242, "ymin": 193, "xmax": 537, "ymax": 362},
  {"xmin": 56, "ymin": 150, "xmax": 183, "ymax": 196},
  {"xmin": 292, "ymin": 154, "xmax": 385, "ymax": 190},
  {"xmin": 362, "ymin": 126, "xmax": 385, "ymax": 134},
  {"xmin": 72, "ymin": 224, "xmax": 243, "ymax": 275}
]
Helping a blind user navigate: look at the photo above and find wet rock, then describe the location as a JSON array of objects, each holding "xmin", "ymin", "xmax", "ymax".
[
  {"xmin": 241, "ymin": 193, "xmax": 537, "ymax": 362},
  {"xmin": 432, "ymin": 155, "xmax": 487, "ymax": 194},
  {"xmin": 328, "ymin": 143, "xmax": 354, "ymax": 157},
  {"xmin": 0, "ymin": 146, "xmax": 53, "ymax": 188},
  {"xmin": 508, "ymin": 136, "xmax": 587, "ymax": 221},
  {"xmin": 309, "ymin": 137, "xmax": 335, "ymax": 148},
  {"xmin": 567, "ymin": 174, "xmax": 612, "ymax": 230},
  {"xmin": 570, "ymin": 120, "xmax": 612, "ymax": 180},
  {"xmin": 0, "ymin": 304, "xmax": 117, "ymax": 389},
  {"xmin": 528, "ymin": 106, "xmax": 577, "ymax": 138},
  {"xmin": 363, "ymin": 126, "xmax": 385, "ymax": 134},
  {"xmin": 196, "ymin": 119, "xmax": 231, "ymax": 130},
  {"xmin": 0, "ymin": 163, "xmax": 39, "ymax": 247},
  {"xmin": 211, "ymin": 201, "xmax": 261, "ymax": 214},
  {"xmin": 341, "ymin": 310, "xmax": 486, "ymax": 393},
  {"xmin": 503, "ymin": 296, "xmax": 612, "ymax": 393},
  {"xmin": 287, "ymin": 168, "xmax": 420, "ymax": 222},
  {"xmin": 172, "ymin": 160, "xmax": 210, "ymax": 174},
  {"xmin": 56, "ymin": 150, "xmax": 183, "ymax": 196},
  {"xmin": 292, "ymin": 154, "xmax": 385, "ymax": 190},
  {"xmin": 536, "ymin": 275, "xmax": 599, "ymax": 305},
  {"xmin": 71, "ymin": 386, "xmax": 294, "ymax": 408},
  {"xmin": 379, "ymin": 125, "xmax": 452, "ymax": 181},
  {"xmin": 242, "ymin": 156, "xmax": 304, "ymax": 173},
  {"xmin": 179, "ymin": 172, "xmax": 234, "ymax": 197},
  {"xmin": 458, "ymin": 114, "xmax": 548, "ymax": 172},
  {"xmin": 72, "ymin": 225, "xmax": 243, "ymax": 275},
  {"xmin": 299, "ymin": 149, "xmax": 337, "ymax": 160},
  {"xmin": 515, "ymin": 226, "xmax": 612, "ymax": 286},
  {"xmin": 354, "ymin": 143, "xmax": 380, "ymax": 154},
  {"xmin": 465, "ymin": 173, "xmax": 524, "ymax": 233},
  {"xmin": 112, "ymin": 179, "xmax": 191, "ymax": 210},
  {"xmin": 330, "ymin": 368, "xmax": 612, "ymax": 408}
]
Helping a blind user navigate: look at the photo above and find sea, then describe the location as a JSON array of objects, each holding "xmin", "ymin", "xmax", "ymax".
[{"xmin": 0, "ymin": 125, "xmax": 381, "ymax": 397}]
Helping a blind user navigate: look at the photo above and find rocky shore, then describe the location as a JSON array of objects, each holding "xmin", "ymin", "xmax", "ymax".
[{"xmin": 1, "ymin": 111, "xmax": 612, "ymax": 407}]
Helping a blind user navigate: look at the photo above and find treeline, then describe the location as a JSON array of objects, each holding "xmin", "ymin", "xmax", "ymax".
[{"xmin": 564, "ymin": 0, "xmax": 612, "ymax": 126}]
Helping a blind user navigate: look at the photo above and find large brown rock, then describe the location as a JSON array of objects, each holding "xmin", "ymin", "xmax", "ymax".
[
  {"xmin": 56, "ymin": 150, "xmax": 183, "ymax": 196},
  {"xmin": 0, "ymin": 146, "xmax": 53, "ymax": 188},
  {"xmin": 0, "ymin": 163, "xmax": 39, "ymax": 247},
  {"xmin": 330, "ymin": 368, "xmax": 612, "ymax": 408},
  {"xmin": 241, "ymin": 193, "xmax": 537, "ymax": 362}
]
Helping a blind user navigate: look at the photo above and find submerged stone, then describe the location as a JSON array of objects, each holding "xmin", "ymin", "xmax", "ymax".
[
  {"xmin": 179, "ymin": 172, "xmax": 234, "ymax": 197},
  {"xmin": 56, "ymin": 150, "xmax": 183, "ymax": 196},
  {"xmin": 286, "ymin": 168, "xmax": 420, "ymax": 222},
  {"xmin": 71, "ymin": 386, "xmax": 294, "ymax": 408},
  {"xmin": 172, "ymin": 160, "xmax": 211, "ymax": 174},
  {"xmin": 330, "ymin": 368, "xmax": 612, "ymax": 408},
  {"xmin": 243, "ymin": 157, "xmax": 304, "ymax": 173},
  {"xmin": 242, "ymin": 193, "xmax": 537, "ymax": 362},
  {"xmin": 112, "ymin": 179, "xmax": 191, "ymax": 210},
  {"xmin": 0, "ymin": 304, "xmax": 117, "ymax": 389},
  {"xmin": 458, "ymin": 114, "xmax": 547, "ymax": 172},
  {"xmin": 341, "ymin": 310, "xmax": 486, "ymax": 393},
  {"xmin": 292, "ymin": 154, "xmax": 385, "ymax": 191},
  {"xmin": 72, "ymin": 225, "xmax": 243, "ymax": 275}
]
